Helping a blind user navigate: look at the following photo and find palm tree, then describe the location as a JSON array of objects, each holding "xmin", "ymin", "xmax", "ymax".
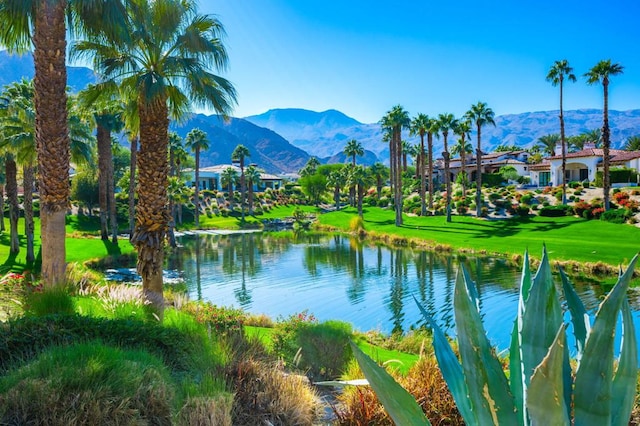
[
  {"xmin": 452, "ymin": 119, "xmax": 472, "ymax": 197},
  {"xmin": 168, "ymin": 132, "xmax": 183, "ymax": 177},
  {"xmin": 185, "ymin": 128, "xmax": 209, "ymax": 228},
  {"xmin": 0, "ymin": 0, "xmax": 128, "ymax": 287},
  {"xmin": 369, "ymin": 162, "xmax": 388, "ymax": 199},
  {"xmin": 232, "ymin": 144, "xmax": 251, "ymax": 222},
  {"xmin": 72, "ymin": 0, "xmax": 236, "ymax": 316},
  {"xmin": 410, "ymin": 113, "xmax": 429, "ymax": 216},
  {"xmin": 344, "ymin": 139, "xmax": 364, "ymax": 166},
  {"xmin": 327, "ymin": 167, "xmax": 345, "ymax": 211},
  {"xmin": 244, "ymin": 165, "xmax": 261, "ymax": 215},
  {"xmin": 221, "ymin": 167, "xmax": 238, "ymax": 207},
  {"xmin": 465, "ymin": 102, "xmax": 496, "ymax": 217},
  {"xmin": 380, "ymin": 105, "xmax": 410, "ymax": 226},
  {"xmin": 438, "ymin": 113, "xmax": 456, "ymax": 222},
  {"xmin": 167, "ymin": 176, "xmax": 188, "ymax": 248},
  {"xmin": 547, "ymin": 60, "xmax": 577, "ymax": 204},
  {"xmin": 585, "ymin": 59, "xmax": 624, "ymax": 210},
  {"xmin": 537, "ymin": 134, "xmax": 560, "ymax": 156},
  {"xmin": 300, "ymin": 156, "xmax": 320, "ymax": 177},
  {"xmin": 77, "ymin": 86, "xmax": 124, "ymax": 242},
  {"xmin": 426, "ymin": 117, "xmax": 440, "ymax": 210},
  {"xmin": 624, "ymin": 135, "xmax": 640, "ymax": 151},
  {"xmin": 347, "ymin": 165, "xmax": 372, "ymax": 218}
]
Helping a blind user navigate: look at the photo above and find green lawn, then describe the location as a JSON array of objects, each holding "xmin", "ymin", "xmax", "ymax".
[
  {"xmin": 193, "ymin": 205, "xmax": 322, "ymax": 230},
  {"xmin": 318, "ymin": 207, "xmax": 640, "ymax": 267}
]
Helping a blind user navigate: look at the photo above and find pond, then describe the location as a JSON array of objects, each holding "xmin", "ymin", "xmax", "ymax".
[{"xmin": 168, "ymin": 231, "xmax": 640, "ymax": 351}]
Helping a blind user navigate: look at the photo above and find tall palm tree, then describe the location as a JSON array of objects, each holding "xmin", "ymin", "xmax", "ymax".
[
  {"xmin": 344, "ymin": 139, "xmax": 364, "ymax": 166},
  {"xmin": 537, "ymin": 133, "xmax": 560, "ymax": 156},
  {"xmin": 77, "ymin": 87, "xmax": 124, "ymax": 242},
  {"xmin": 72, "ymin": 0, "xmax": 236, "ymax": 317},
  {"xmin": 369, "ymin": 162, "xmax": 388, "ymax": 199},
  {"xmin": 0, "ymin": 0, "xmax": 128, "ymax": 287},
  {"xmin": 452, "ymin": 119, "xmax": 472, "ymax": 197},
  {"xmin": 380, "ymin": 105, "xmax": 410, "ymax": 226},
  {"xmin": 185, "ymin": 128, "xmax": 209, "ymax": 228},
  {"xmin": 547, "ymin": 59, "xmax": 577, "ymax": 204},
  {"xmin": 244, "ymin": 165, "xmax": 261, "ymax": 215},
  {"xmin": 438, "ymin": 113, "xmax": 456, "ymax": 222},
  {"xmin": 585, "ymin": 60, "xmax": 624, "ymax": 210},
  {"xmin": 410, "ymin": 113, "xmax": 429, "ymax": 216},
  {"xmin": 232, "ymin": 144, "xmax": 251, "ymax": 222},
  {"xmin": 347, "ymin": 165, "xmax": 372, "ymax": 218},
  {"xmin": 299, "ymin": 156, "xmax": 320, "ymax": 177},
  {"xmin": 327, "ymin": 167, "xmax": 345, "ymax": 211},
  {"xmin": 465, "ymin": 102, "xmax": 496, "ymax": 217},
  {"xmin": 624, "ymin": 135, "xmax": 640, "ymax": 151},
  {"xmin": 426, "ymin": 117, "xmax": 440, "ymax": 210},
  {"xmin": 168, "ymin": 132, "xmax": 183, "ymax": 177}
]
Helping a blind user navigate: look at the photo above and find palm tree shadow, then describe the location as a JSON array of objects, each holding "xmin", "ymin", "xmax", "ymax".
[
  {"xmin": 102, "ymin": 240, "xmax": 122, "ymax": 256},
  {"xmin": 0, "ymin": 252, "xmax": 19, "ymax": 275}
]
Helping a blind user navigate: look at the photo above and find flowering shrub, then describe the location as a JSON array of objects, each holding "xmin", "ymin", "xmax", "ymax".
[
  {"xmin": 182, "ymin": 302, "xmax": 245, "ymax": 334},
  {"xmin": 592, "ymin": 207, "xmax": 605, "ymax": 219},
  {"xmin": 0, "ymin": 273, "xmax": 25, "ymax": 290},
  {"xmin": 271, "ymin": 311, "xmax": 318, "ymax": 364}
]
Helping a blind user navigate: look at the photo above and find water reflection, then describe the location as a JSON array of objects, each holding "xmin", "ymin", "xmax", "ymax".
[{"xmin": 174, "ymin": 232, "xmax": 637, "ymax": 350}]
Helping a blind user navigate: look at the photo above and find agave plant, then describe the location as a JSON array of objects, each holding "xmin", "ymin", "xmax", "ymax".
[{"xmin": 351, "ymin": 248, "xmax": 638, "ymax": 425}]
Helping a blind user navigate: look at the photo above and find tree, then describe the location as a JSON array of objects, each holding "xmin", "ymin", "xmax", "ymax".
[
  {"xmin": 380, "ymin": 105, "xmax": 410, "ymax": 226},
  {"xmin": 369, "ymin": 162, "xmax": 388, "ymax": 199},
  {"xmin": 0, "ymin": 0, "xmax": 129, "ymax": 287},
  {"xmin": 426, "ymin": 117, "xmax": 440, "ymax": 210},
  {"xmin": 299, "ymin": 173, "xmax": 327, "ymax": 206},
  {"xmin": 547, "ymin": 59, "xmax": 577, "ymax": 205},
  {"xmin": 411, "ymin": 113, "xmax": 430, "ymax": 216},
  {"xmin": 344, "ymin": 139, "xmax": 364, "ymax": 166},
  {"xmin": 438, "ymin": 113, "xmax": 456, "ymax": 222},
  {"xmin": 585, "ymin": 59, "xmax": 624, "ymax": 210},
  {"xmin": 347, "ymin": 165, "xmax": 372, "ymax": 218},
  {"xmin": 73, "ymin": 0, "xmax": 237, "ymax": 317},
  {"xmin": 71, "ymin": 168, "xmax": 99, "ymax": 215},
  {"xmin": 185, "ymin": 128, "xmax": 209, "ymax": 228},
  {"xmin": 244, "ymin": 165, "xmax": 261, "ymax": 215},
  {"xmin": 452, "ymin": 119, "xmax": 472, "ymax": 197},
  {"xmin": 300, "ymin": 156, "xmax": 320, "ymax": 177},
  {"xmin": 232, "ymin": 144, "xmax": 251, "ymax": 222},
  {"xmin": 166, "ymin": 176, "xmax": 188, "ymax": 248},
  {"xmin": 537, "ymin": 133, "xmax": 560, "ymax": 156},
  {"xmin": 465, "ymin": 102, "xmax": 496, "ymax": 217},
  {"xmin": 624, "ymin": 135, "xmax": 640, "ymax": 151},
  {"xmin": 327, "ymin": 167, "xmax": 346, "ymax": 211},
  {"xmin": 221, "ymin": 167, "xmax": 238, "ymax": 206}
]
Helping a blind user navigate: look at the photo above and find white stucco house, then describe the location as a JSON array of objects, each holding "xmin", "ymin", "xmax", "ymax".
[
  {"xmin": 185, "ymin": 164, "xmax": 283, "ymax": 192},
  {"xmin": 437, "ymin": 150, "xmax": 532, "ymax": 183}
]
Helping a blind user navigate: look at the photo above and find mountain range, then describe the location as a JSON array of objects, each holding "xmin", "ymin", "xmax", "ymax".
[{"xmin": 2, "ymin": 51, "xmax": 640, "ymax": 173}]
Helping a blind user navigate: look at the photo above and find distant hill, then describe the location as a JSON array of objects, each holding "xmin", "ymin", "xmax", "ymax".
[
  {"xmin": 0, "ymin": 51, "xmax": 96, "ymax": 91},
  {"xmin": 245, "ymin": 108, "xmax": 640, "ymax": 163},
  {"xmin": 322, "ymin": 149, "xmax": 379, "ymax": 166},
  {"xmin": 170, "ymin": 114, "xmax": 309, "ymax": 174}
]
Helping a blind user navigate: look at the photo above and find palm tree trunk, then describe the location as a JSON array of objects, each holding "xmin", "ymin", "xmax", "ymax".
[
  {"xmin": 23, "ymin": 165, "xmax": 35, "ymax": 263},
  {"xmin": 108, "ymin": 144, "xmax": 118, "ymax": 244},
  {"xmin": 240, "ymin": 163, "xmax": 245, "ymax": 222},
  {"xmin": 128, "ymin": 134, "xmax": 138, "ymax": 237},
  {"xmin": 0, "ymin": 184, "xmax": 5, "ymax": 232},
  {"xmin": 420, "ymin": 134, "xmax": 426, "ymax": 216},
  {"xmin": 6, "ymin": 159, "xmax": 19, "ymax": 254},
  {"xmin": 560, "ymin": 78, "xmax": 567, "ymax": 205},
  {"xmin": 461, "ymin": 147, "xmax": 467, "ymax": 197},
  {"xmin": 194, "ymin": 149, "xmax": 200, "ymax": 227},
  {"xmin": 394, "ymin": 129, "xmax": 403, "ymax": 226},
  {"xmin": 132, "ymin": 99, "xmax": 170, "ymax": 320},
  {"xmin": 475, "ymin": 126, "xmax": 483, "ymax": 217},
  {"xmin": 167, "ymin": 198, "xmax": 176, "ymax": 248},
  {"xmin": 357, "ymin": 183, "xmax": 364, "ymax": 218},
  {"xmin": 334, "ymin": 186, "xmax": 340, "ymax": 210},
  {"xmin": 248, "ymin": 187, "xmax": 254, "ymax": 214},
  {"xmin": 428, "ymin": 134, "xmax": 434, "ymax": 210},
  {"xmin": 97, "ymin": 125, "xmax": 110, "ymax": 240},
  {"xmin": 602, "ymin": 80, "xmax": 611, "ymax": 210},
  {"xmin": 34, "ymin": 0, "xmax": 70, "ymax": 287},
  {"xmin": 444, "ymin": 135, "xmax": 452, "ymax": 223}
]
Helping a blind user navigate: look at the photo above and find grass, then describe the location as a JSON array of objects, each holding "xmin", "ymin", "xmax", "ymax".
[{"xmin": 318, "ymin": 207, "xmax": 640, "ymax": 267}]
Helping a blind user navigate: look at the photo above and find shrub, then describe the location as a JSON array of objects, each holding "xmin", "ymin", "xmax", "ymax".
[
  {"xmin": 271, "ymin": 311, "xmax": 318, "ymax": 365},
  {"xmin": 539, "ymin": 205, "xmax": 573, "ymax": 217},
  {"xmin": 182, "ymin": 302, "xmax": 245, "ymax": 335},
  {"xmin": 0, "ymin": 343, "xmax": 173, "ymax": 425},
  {"xmin": 296, "ymin": 320, "xmax": 353, "ymax": 380},
  {"xmin": 600, "ymin": 208, "xmax": 632, "ymax": 224},
  {"xmin": 519, "ymin": 193, "xmax": 533, "ymax": 205},
  {"xmin": 24, "ymin": 286, "xmax": 75, "ymax": 317}
]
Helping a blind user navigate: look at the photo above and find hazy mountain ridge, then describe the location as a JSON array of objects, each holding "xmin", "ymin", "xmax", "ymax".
[{"xmin": 246, "ymin": 108, "xmax": 640, "ymax": 163}]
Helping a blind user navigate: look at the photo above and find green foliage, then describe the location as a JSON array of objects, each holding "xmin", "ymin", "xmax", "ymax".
[
  {"xmin": 182, "ymin": 302, "xmax": 245, "ymax": 335},
  {"xmin": 299, "ymin": 173, "xmax": 327, "ymax": 205},
  {"xmin": 0, "ymin": 314, "xmax": 209, "ymax": 374},
  {"xmin": 296, "ymin": 320, "xmax": 353, "ymax": 380},
  {"xmin": 600, "ymin": 208, "xmax": 633, "ymax": 224},
  {"xmin": 499, "ymin": 165, "xmax": 520, "ymax": 182},
  {"xmin": 70, "ymin": 169, "xmax": 99, "ymax": 212},
  {"xmin": 351, "ymin": 249, "xmax": 639, "ymax": 425},
  {"xmin": 596, "ymin": 168, "xmax": 639, "ymax": 186},
  {"xmin": 482, "ymin": 173, "xmax": 506, "ymax": 187},
  {"xmin": 24, "ymin": 286, "xmax": 75, "ymax": 317},
  {"xmin": 0, "ymin": 343, "xmax": 173, "ymax": 425},
  {"xmin": 539, "ymin": 205, "xmax": 573, "ymax": 217}
]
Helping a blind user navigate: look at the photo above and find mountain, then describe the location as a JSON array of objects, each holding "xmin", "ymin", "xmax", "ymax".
[
  {"xmin": 246, "ymin": 107, "xmax": 640, "ymax": 163},
  {"xmin": 0, "ymin": 51, "xmax": 96, "ymax": 91},
  {"xmin": 323, "ymin": 149, "xmax": 379, "ymax": 166},
  {"xmin": 171, "ymin": 114, "xmax": 309, "ymax": 174}
]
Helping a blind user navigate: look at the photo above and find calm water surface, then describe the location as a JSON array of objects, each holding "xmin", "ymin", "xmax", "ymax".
[{"xmin": 169, "ymin": 232, "xmax": 640, "ymax": 351}]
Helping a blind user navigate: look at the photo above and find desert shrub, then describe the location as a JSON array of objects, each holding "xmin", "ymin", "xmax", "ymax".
[
  {"xmin": 480, "ymin": 206, "xmax": 489, "ymax": 217},
  {"xmin": 0, "ymin": 343, "xmax": 173, "ymax": 425},
  {"xmin": 349, "ymin": 216, "xmax": 365, "ymax": 232},
  {"xmin": 271, "ymin": 311, "xmax": 318, "ymax": 365},
  {"xmin": 539, "ymin": 205, "xmax": 573, "ymax": 217},
  {"xmin": 600, "ymin": 208, "xmax": 633, "ymax": 224},
  {"xmin": 568, "ymin": 181, "xmax": 581, "ymax": 189},
  {"xmin": 296, "ymin": 320, "xmax": 353, "ymax": 380},
  {"xmin": 519, "ymin": 193, "xmax": 533, "ymax": 205},
  {"xmin": 514, "ymin": 204, "xmax": 530, "ymax": 217},
  {"xmin": 182, "ymin": 302, "xmax": 245, "ymax": 335},
  {"xmin": 23, "ymin": 286, "xmax": 75, "ymax": 317},
  {"xmin": 573, "ymin": 201, "xmax": 591, "ymax": 218},
  {"xmin": 378, "ymin": 197, "xmax": 389, "ymax": 208}
]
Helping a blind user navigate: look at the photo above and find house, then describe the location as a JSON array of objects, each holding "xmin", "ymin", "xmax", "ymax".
[
  {"xmin": 186, "ymin": 164, "xmax": 283, "ymax": 192},
  {"xmin": 528, "ymin": 143, "xmax": 640, "ymax": 187},
  {"xmin": 436, "ymin": 150, "xmax": 531, "ymax": 183}
]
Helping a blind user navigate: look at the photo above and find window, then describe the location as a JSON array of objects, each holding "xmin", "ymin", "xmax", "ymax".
[{"xmin": 540, "ymin": 172, "xmax": 550, "ymax": 186}]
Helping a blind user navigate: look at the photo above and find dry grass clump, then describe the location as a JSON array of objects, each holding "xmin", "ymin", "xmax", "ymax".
[
  {"xmin": 177, "ymin": 394, "xmax": 234, "ymax": 426},
  {"xmin": 335, "ymin": 356, "xmax": 463, "ymax": 425},
  {"xmin": 244, "ymin": 312, "xmax": 275, "ymax": 328}
]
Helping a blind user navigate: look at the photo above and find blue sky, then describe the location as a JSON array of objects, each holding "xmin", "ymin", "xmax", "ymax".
[{"xmin": 201, "ymin": 0, "xmax": 640, "ymax": 123}]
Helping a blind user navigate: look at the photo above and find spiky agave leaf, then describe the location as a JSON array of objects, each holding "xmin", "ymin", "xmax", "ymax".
[
  {"xmin": 349, "ymin": 342, "xmax": 430, "ymax": 426},
  {"xmin": 573, "ymin": 254, "xmax": 638, "ymax": 425},
  {"xmin": 611, "ymin": 298, "xmax": 638, "ymax": 426},
  {"xmin": 559, "ymin": 268, "xmax": 590, "ymax": 364},
  {"xmin": 453, "ymin": 267, "xmax": 517, "ymax": 425}
]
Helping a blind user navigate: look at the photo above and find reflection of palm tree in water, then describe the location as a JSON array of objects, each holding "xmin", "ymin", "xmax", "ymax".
[
  {"xmin": 389, "ymin": 248, "xmax": 406, "ymax": 335},
  {"xmin": 234, "ymin": 234, "xmax": 252, "ymax": 307},
  {"xmin": 195, "ymin": 234, "xmax": 202, "ymax": 301}
]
